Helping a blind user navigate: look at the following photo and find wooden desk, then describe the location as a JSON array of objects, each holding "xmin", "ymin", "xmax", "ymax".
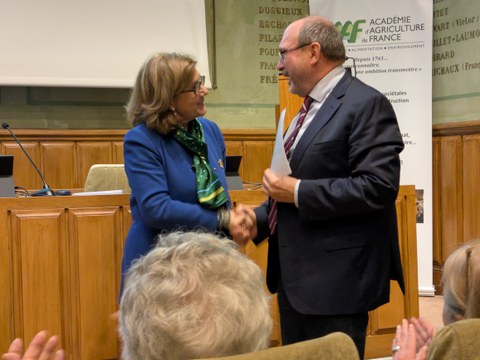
[
  {"xmin": 0, "ymin": 186, "xmax": 418, "ymax": 359},
  {"xmin": 0, "ymin": 194, "xmax": 130, "ymax": 359}
]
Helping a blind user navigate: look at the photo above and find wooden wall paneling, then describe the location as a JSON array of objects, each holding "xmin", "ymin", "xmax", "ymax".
[
  {"xmin": 433, "ymin": 122, "xmax": 480, "ymax": 292},
  {"xmin": 241, "ymin": 141, "xmax": 273, "ymax": 183},
  {"xmin": 432, "ymin": 135, "xmax": 463, "ymax": 291},
  {"xmin": 76, "ymin": 142, "xmax": 113, "ymax": 188},
  {"xmin": 120, "ymin": 208, "xmax": 132, "ymax": 285},
  {"xmin": 462, "ymin": 135, "xmax": 480, "ymax": 243},
  {"xmin": 440, "ymin": 136, "xmax": 464, "ymax": 260},
  {"xmin": 432, "ymin": 137, "xmax": 442, "ymax": 290},
  {"xmin": 278, "ymin": 76, "xmax": 303, "ymax": 131},
  {"xmin": 1, "ymin": 129, "xmax": 278, "ymax": 192},
  {"xmin": 41, "ymin": 142, "xmax": 77, "ymax": 189},
  {"xmin": 10, "ymin": 209, "xmax": 71, "ymax": 355},
  {"xmin": 2, "ymin": 142, "xmax": 42, "ymax": 190},
  {"xmin": 113, "ymin": 142, "xmax": 124, "ymax": 164},
  {"xmin": 68, "ymin": 207, "xmax": 121, "ymax": 360},
  {"xmin": 0, "ymin": 202, "xmax": 13, "ymax": 352}
]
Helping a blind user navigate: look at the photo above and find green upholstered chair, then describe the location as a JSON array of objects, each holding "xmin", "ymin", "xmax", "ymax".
[
  {"xmin": 198, "ymin": 332, "xmax": 359, "ymax": 360},
  {"xmin": 427, "ymin": 318, "xmax": 480, "ymax": 360},
  {"xmin": 83, "ymin": 164, "xmax": 130, "ymax": 193}
]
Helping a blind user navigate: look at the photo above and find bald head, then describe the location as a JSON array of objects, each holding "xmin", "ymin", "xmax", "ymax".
[
  {"xmin": 277, "ymin": 16, "xmax": 346, "ymax": 96},
  {"xmin": 292, "ymin": 16, "xmax": 346, "ymax": 63}
]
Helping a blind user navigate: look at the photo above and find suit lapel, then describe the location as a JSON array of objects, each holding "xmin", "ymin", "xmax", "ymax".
[{"xmin": 289, "ymin": 72, "xmax": 353, "ymax": 171}]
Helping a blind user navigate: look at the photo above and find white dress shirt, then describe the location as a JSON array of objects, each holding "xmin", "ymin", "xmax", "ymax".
[{"xmin": 290, "ymin": 65, "xmax": 346, "ymax": 207}]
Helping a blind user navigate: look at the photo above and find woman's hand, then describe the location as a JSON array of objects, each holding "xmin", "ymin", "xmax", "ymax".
[
  {"xmin": 392, "ymin": 319, "xmax": 428, "ymax": 360},
  {"xmin": 410, "ymin": 317, "xmax": 436, "ymax": 351},
  {"xmin": 1, "ymin": 331, "xmax": 64, "ymax": 360}
]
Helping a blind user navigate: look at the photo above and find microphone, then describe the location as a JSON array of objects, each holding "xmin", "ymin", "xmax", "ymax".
[
  {"xmin": 2, "ymin": 122, "xmax": 55, "ymax": 196},
  {"xmin": 345, "ymin": 56, "xmax": 357, "ymax": 77}
]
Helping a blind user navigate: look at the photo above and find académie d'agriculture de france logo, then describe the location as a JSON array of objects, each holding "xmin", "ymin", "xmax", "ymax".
[{"xmin": 336, "ymin": 20, "xmax": 366, "ymax": 43}]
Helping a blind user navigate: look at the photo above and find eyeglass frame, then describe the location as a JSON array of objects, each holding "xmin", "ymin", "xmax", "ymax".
[
  {"xmin": 278, "ymin": 43, "xmax": 312, "ymax": 60},
  {"xmin": 178, "ymin": 75, "xmax": 206, "ymax": 96}
]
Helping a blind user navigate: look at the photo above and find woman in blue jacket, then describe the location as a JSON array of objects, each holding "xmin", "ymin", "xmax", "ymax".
[{"xmin": 121, "ymin": 53, "xmax": 251, "ymax": 288}]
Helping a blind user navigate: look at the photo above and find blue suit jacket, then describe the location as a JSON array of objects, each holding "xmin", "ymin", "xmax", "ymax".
[
  {"xmin": 254, "ymin": 72, "xmax": 405, "ymax": 315},
  {"xmin": 121, "ymin": 118, "xmax": 228, "ymax": 281}
]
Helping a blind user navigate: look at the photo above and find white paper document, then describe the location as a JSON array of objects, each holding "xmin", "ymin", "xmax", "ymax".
[
  {"xmin": 72, "ymin": 189, "xmax": 125, "ymax": 196},
  {"xmin": 270, "ymin": 108, "xmax": 292, "ymax": 176}
]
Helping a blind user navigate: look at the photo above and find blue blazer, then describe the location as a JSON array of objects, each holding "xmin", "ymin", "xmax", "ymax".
[
  {"xmin": 121, "ymin": 118, "xmax": 229, "ymax": 280},
  {"xmin": 254, "ymin": 72, "xmax": 405, "ymax": 315}
]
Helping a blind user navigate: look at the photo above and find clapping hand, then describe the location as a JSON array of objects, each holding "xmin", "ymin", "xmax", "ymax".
[
  {"xmin": 392, "ymin": 319, "xmax": 429, "ymax": 360},
  {"xmin": 1, "ymin": 331, "xmax": 64, "ymax": 360},
  {"xmin": 410, "ymin": 317, "xmax": 436, "ymax": 351}
]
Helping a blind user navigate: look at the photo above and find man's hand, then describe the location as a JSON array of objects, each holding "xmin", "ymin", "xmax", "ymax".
[
  {"xmin": 262, "ymin": 168, "xmax": 297, "ymax": 203},
  {"xmin": 228, "ymin": 204, "xmax": 256, "ymax": 245}
]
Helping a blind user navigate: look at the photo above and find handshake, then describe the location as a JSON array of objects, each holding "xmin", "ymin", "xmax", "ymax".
[{"xmin": 224, "ymin": 204, "xmax": 258, "ymax": 245}]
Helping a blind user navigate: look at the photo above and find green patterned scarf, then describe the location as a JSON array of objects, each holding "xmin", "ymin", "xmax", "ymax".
[{"xmin": 173, "ymin": 119, "xmax": 228, "ymax": 209}]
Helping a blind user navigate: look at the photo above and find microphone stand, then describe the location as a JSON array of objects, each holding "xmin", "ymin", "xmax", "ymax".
[{"xmin": 1, "ymin": 122, "xmax": 55, "ymax": 196}]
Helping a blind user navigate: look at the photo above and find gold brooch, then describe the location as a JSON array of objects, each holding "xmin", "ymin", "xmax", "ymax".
[{"xmin": 218, "ymin": 159, "xmax": 224, "ymax": 168}]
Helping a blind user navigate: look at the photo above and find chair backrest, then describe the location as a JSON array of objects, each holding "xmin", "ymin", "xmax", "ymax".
[
  {"xmin": 427, "ymin": 318, "xmax": 480, "ymax": 360},
  {"xmin": 83, "ymin": 164, "xmax": 130, "ymax": 193},
  {"xmin": 198, "ymin": 332, "xmax": 359, "ymax": 360}
]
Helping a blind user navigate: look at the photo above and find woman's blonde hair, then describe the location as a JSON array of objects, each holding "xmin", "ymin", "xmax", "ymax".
[
  {"xmin": 443, "ymin": 239, "xmax": 480, "ymax": 320},
  {"xmin": 126, "ymin": 53, "xmax": 196, "ymax": 135}
]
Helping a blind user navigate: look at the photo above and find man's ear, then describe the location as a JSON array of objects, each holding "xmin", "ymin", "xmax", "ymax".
[{"xmin": 309, "ymin": 42, "xmax": 322, "ymax": 64}]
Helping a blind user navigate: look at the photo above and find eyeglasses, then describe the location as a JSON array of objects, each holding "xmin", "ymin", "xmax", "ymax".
[
  {"xmin": 278, "ymin": 43, "xmax": 312, "ymax": 60},
  {"xmin": 179, "ymin": 75, "xmax": 206, "ymax": 96}
]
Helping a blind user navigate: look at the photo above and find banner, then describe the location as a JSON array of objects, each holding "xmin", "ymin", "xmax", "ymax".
[{"xmin": 310, "ymin": 0, "xmax": 434, "ymax": 295}]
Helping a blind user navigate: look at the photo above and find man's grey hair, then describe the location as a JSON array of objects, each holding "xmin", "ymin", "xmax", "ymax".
[
  {"xmin": 120, "ymin": 231, "xmax": 273, "ymax": 360},
  {"xmin": 298, "ymin": 16, "xmax": 346, "ymax": 62}
]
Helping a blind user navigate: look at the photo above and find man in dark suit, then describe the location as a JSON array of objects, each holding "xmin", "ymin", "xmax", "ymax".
[{"xmin": 249, "ymin": 16, "xmax": 405, "ymax": 359}]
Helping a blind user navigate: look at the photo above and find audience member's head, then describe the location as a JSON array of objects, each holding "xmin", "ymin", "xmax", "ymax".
[
  {"xmin": 126, "ymin": 52, "xmax": 198, "ymax": 134},
  {"xmin": 442, "ymin": 239, "xmax": 480, "ymax": 324},
  {"xmin": 119, "ymin": 231, "xmax": 273, "ymax": 360}
]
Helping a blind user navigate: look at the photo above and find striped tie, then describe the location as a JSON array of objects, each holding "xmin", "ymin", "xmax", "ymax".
[{"xmin": 268, "ymin": 96, "xmax": 314, "ymax": 234}]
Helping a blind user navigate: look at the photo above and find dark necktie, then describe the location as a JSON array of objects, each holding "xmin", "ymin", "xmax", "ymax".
[{"xmin": 268, "ymin": 96, "xmax": 314, "ymax": 234}]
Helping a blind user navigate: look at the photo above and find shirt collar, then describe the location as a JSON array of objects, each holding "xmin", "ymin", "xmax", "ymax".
[{"xmin": 309, "ymin": 65, "xmax": 346, "ymax": 104}]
